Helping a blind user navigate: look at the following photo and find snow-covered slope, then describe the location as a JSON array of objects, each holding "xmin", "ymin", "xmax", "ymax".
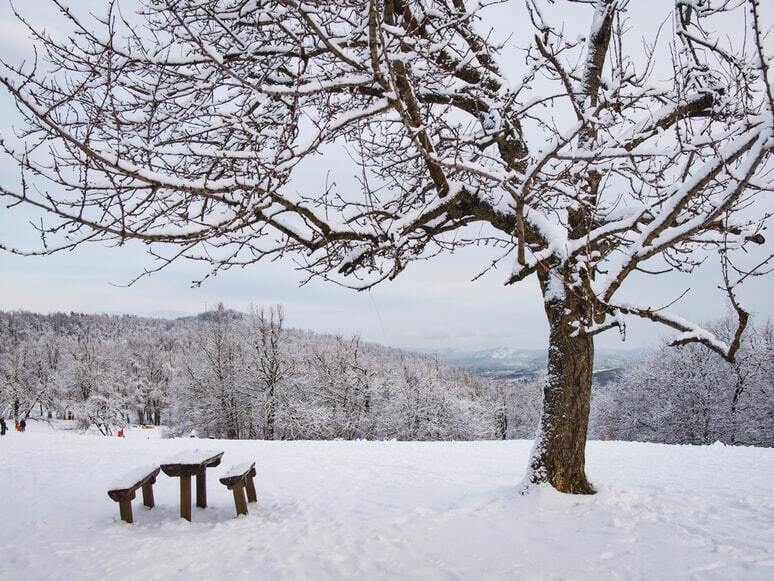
[{"xmin": 0, "ymin": 422, "xmax": 772, "ymax": 580}]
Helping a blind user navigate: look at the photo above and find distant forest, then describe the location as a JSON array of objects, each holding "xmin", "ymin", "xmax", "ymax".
[{"xmin": 0, "ymin": 308, "xmax": 770, "ymax": 445}]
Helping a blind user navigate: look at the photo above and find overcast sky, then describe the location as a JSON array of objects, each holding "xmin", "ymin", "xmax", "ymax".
[{"xmin": 0, "ymin": 0, "xmax": 771, "ymax": 352}]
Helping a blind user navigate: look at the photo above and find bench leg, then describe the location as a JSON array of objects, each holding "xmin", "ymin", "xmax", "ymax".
[
  {"xmin": 232, "ymin": 482, "xmax": 248, "ymax": 516},
  {"xmin": 142, "ymin": 481, "xmax": 155, "ymax": 509},
  {"xmin": 245, "ymin": 475, "xmax": 257, "ymax": 503},
  {"xmin": 180, "ymin": 475, "xmax": 192, "ymax": 521},
  {"xmin": 119, "ymin": 499, "xmax": 133, "ymax": 524},
  {"xmin": 196, "ymin": 468, "xmax": 207, "ymax": 509}
]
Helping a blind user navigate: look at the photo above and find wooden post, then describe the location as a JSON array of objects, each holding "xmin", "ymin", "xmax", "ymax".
[
  {"xmin": 119, "ymin": 499, "xmax": 133, "ymax": 524},
  {"xmin": 180, "ymin": 474, "xmax": 192, "ymax": 521},
  {"xmin": 196, "ymin": 468, "xmax": 207, "ymax": 509},
  {"xmin": 141, "ymin": 481, "xmax": 155, "ymax": 508},
  {"xmin": 245, "ymin": 475, "xmax": 257, "ymax": 503},
  {"xmin": 232, "ymin": 482, "xmax": 248, "ymax": 516}
]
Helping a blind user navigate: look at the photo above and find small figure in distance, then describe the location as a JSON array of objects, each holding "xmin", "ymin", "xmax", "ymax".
[
  {"xmin": 19, "ymin": 418, "xmax": 26, "ymax": 432},
  {"xmin": 0, "ymin": 417, "xmax": 6, "ymax": 436}
]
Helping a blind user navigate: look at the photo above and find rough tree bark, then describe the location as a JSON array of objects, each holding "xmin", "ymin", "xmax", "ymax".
[{"xmin": 527, "ymin": 269, "xmax": 595, "ymax": 494}]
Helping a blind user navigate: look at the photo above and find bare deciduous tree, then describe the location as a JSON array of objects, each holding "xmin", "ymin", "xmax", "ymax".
[
  {"xmin": 251, "ymin": 304, "xmax": 291, "ymax": 440},
  {"xmin": 1, "ymin": 0, "xmax": 772, "ymax": 492},
  {"xmin": 184, "ymin": 303, "xmax": 247, "ymax": 438}
]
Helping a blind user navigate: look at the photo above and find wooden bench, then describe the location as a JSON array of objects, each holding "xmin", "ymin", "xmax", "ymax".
[
  {"xmin": 107, "ymin": 465, "xmax": 160, "ymax": 524},
  {"xmin": 219, "ymin": 462, "xmax": 257, "ymax": 516}
]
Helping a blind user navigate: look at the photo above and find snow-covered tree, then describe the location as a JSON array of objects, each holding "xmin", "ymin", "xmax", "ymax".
[
  {"xmin": 250, "ymin": 304, "xmax": 292, "ymax": 440},
  {"xmin": 501, "ymin": 377, "xmax": 543, "ymax": 440},
  {"xmin": 125, "ymin": 333, "xmax": 176, "ymax": 425},
  {"xmin": 2, "ymin": 0, "xmax": 771, "ymax": 491},
  {"xmin": 592, "ymin": 317, "xmax": 774, "ymax": 446},
  {"xmin": 178, "ymin": 304, "xmax": 251, "ymax": 438},
  {"xmin": 0, "ymin": 329, "xmax": 63, "ymax": 420},
  {"xmin": 60, "ymin": 330, "xmax": 129, "ymax": 435},
  {"xmin": 373, "ymin": 355, "xmax": 496, "ymax": 440},
  {"xmin": 305, "ymin": 336, "xmax": 374, "ymax": 439}
]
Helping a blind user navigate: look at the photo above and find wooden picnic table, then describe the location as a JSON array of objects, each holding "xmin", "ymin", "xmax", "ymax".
[{"xmin": 160, "ymin": 450, "xmax": 224, "ymax": 521}]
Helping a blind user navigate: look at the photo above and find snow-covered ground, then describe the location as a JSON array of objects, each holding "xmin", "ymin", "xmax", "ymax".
[{"xmin": 0, "ymin": 421, "xmax": 772, "ymax": 581}]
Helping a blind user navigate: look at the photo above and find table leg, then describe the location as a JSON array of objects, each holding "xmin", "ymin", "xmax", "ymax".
[
  {"xmin": 233, "ymin": 482, "xmax": 248, "ymax": 516},
  {"xmin": 245, "ymin": 475, "xmax": 257, "ymax": 503},
  {"xmin": 196, "ymin": 468, "xmax": 207, "ymax": 508},
  {"xmin": 180, "ymin": 474, "xmax": 192, "ymax": 521},
  {"xmin": 142, "ymin": 481, "xmax": 155, "ymax": 508}
]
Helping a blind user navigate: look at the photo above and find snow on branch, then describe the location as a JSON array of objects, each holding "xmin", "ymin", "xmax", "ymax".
[{"xmin": 0, "ymin": 0, "xmax": 770, "ymax": 335}]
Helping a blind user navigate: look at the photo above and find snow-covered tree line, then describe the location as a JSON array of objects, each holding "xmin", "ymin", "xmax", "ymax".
[
  {"xmin": 2, "ymin": 307, "xmax": 770, "ymax": 444},
  {"xmin": 592, "ymin": 317, "xmax": 774, "ymax": 446},
  {"xmin": 0, "ymin": 307, "xmax": 506, "ymax": 440}
]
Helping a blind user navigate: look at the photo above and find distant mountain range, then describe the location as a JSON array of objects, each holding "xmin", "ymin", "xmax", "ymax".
[{"xmin": 421, "ymin": 347, "xmax": 642, "ymax": 384}]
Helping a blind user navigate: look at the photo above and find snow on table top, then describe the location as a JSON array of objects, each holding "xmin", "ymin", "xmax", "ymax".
[
  {"xmin": 161, "ymin": 449, "xmax": 223, "ymax": 466},
  {"xmin": 221, "ymin": 462, "xmax": 255, "ymax": 479},
  {"xmin": 108, "ymin": 464, "xmax": 159, "ymax": 491}
]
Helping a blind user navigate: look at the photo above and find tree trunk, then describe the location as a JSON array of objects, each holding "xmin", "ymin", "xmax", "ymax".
[
  {"xmin": 526, "ymin": 289, "xmax": 595, "ymax": 494},
  {"xmin": 264, "ymin": 384, "xmax": 275, "ymax": 440}
]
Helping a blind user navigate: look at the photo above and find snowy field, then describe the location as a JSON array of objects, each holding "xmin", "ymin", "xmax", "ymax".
[{"xmin": 0, "ymin": 422, "xmax": 772, "ymax": 581}]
